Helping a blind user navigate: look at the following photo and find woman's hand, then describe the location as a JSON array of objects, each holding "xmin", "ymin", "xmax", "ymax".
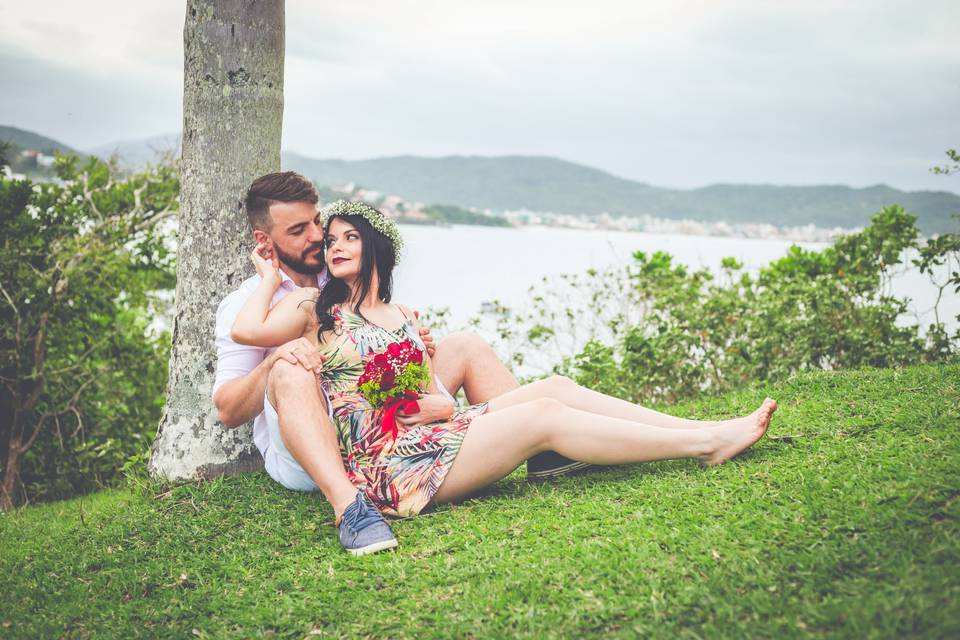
[
  {"xmin": 396, "ymin": 393, "xmax": 455, "ymax": 428},
  {"xmin": 251, "ymin": 242, "xmax": 282, "ymax": 286}
]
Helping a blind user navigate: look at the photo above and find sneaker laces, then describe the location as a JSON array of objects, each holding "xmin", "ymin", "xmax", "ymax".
[{"xmin": 341, "ymin": 493, "xmax": 383, "ymax": 531}]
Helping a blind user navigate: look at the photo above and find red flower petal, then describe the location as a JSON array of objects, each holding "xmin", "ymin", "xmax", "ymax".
[{"xmin": 381, "ymin": 371, "xmax": 396, "ymax": 388}]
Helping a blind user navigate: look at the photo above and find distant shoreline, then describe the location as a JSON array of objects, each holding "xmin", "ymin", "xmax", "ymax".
[{"xmin": 397, "ymin": 215, "xmax": 853, "ymax": 244}]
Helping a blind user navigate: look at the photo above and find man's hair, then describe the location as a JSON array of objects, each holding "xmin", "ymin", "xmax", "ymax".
[{"xmin": 245, "ymin": 172, "xmax": 319, "ymax": 231}]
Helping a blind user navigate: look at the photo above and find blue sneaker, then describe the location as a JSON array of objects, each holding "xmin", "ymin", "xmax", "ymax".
[{"xmin": 337, "ymin": 491, "xmax": 398, "ymax": 556}]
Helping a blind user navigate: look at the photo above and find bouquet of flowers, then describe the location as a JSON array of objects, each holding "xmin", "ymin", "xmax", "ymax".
[{"xmin": 358, "ymin": 339, "xmax": 431, "ymax": 439}]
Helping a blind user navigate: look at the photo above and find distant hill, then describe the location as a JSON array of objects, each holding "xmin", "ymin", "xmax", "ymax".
[
  {"xmin": 88, "ymin": 134, "xmax": 181, "ymax": 170},
  {"xmin": 283, "ymin": 153, "xmax": 960, "ymax": 235},
  {"xmin": 4, "ymin": 126, "xmax": 958, "ymax": 234},
  {"xmin": 0, "ymin": 125, "xmax": 87, "ymax": 177},
  {"xmin": 0, "ymin": 125, "xmax": 80, "ymax": 155}
]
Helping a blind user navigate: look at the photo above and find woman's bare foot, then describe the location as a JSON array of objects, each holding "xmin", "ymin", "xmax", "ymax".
[{"xmin": 702, "ymin": 398, "xmax": 778, "ymax": 465}]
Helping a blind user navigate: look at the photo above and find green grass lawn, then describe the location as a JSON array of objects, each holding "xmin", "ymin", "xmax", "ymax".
[{"xmin": 2, "ymin": 363, "xmax": 958, "ymax": 639}]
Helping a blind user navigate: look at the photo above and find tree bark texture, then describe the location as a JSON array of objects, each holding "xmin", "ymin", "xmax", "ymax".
[{"xmin": 149, "ymin": 0, "xmax": 284, "ymax": 481}]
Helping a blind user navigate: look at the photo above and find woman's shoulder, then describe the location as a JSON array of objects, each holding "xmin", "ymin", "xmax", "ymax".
[{"xmin": 394, "ymin": 303, "xmax": 417, "ymax": 323}]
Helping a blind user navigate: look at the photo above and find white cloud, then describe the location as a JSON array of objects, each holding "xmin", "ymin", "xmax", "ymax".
[{"xmin": 1, "ymin": 0, "xmax": 958, "ymax": 190}]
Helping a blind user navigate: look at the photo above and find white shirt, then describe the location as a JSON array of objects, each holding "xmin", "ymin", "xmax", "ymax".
[{"xmin": 213, "ymin": 268, "xmax": 329, "ymax": 457}]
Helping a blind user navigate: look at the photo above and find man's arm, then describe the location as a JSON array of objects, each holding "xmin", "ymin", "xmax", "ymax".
[
  {"xmin": 213, "ymin": 282, "xmax": 324, "ymax": 427},
  {"xmin": 214, "ymin": 351, "xmax": 277, "ymax": 427},
  {"xmin": 214, "ymin": 336, "xmax": 325, "ymax": 427}
]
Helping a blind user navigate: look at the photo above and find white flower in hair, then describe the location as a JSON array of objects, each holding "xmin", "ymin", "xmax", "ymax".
[{"xmin": 320, "ymin": 200, "xmax": 404, "ymax": 263}]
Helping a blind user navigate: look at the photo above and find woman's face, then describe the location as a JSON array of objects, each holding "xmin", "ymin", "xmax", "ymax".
[{"xmin": 324, "ymin": 217, "xmax": 362, "ymax": 280}]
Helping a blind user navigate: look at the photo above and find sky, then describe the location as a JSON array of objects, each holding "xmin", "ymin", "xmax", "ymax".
[{"xmin": 1, "ymin": 0, "xmax": 958, "ymax": 192}]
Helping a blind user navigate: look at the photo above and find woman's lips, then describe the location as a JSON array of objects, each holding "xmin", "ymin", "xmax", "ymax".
[{"xmin": 332, "ymin": 257, "xmax": 348, "ymax": 264}]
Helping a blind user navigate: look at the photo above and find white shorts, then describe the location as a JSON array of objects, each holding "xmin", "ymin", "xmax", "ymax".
[{"xmin": 262, "ymin": 376, "xmax": 458, "ymax": 492}]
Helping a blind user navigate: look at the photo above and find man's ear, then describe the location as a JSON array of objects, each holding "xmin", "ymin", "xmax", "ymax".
[{"xmin": 252, "ymin": 229, "xmax": 271, "ymax": 246}]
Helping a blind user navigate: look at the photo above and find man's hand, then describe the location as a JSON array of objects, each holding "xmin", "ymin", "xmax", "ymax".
[
  {"xmin": 413, "ymin": 310, "xmax": 436, "ymax": 358},
  {"xmin": 272, "ymin": 337, "xmax": 325, "ymax": 374},
  {"xmin": 396, "ymin": 393, "xmax": 455, "ymax": 428}
]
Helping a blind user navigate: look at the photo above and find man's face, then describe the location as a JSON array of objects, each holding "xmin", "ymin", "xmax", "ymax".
[{"xmin": 257, "ymin": 201, "xmax": 325, "ymax": 275}]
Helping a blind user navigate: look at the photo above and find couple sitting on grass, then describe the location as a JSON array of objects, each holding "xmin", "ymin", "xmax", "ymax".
[{"xmin": 213, "ymin": 172, "xmax": 778, "ymax": 556}]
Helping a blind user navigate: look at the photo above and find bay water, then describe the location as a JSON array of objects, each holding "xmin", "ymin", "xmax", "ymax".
[{"xmin": 392, "ymin": 225, "xmax": 958, "ymax": 339}]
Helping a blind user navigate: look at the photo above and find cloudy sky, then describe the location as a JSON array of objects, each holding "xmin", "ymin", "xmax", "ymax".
[{"xmin": 1, "ymin": 0, "xmax": 958, "ymax": 191}]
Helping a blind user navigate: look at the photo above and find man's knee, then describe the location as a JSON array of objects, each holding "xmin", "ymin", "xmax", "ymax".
[
  {"xmin": 268, "ymin": 360, "xmax": 320, "ymax": 399},
  {"xmin": 269, "ymin": 361, "xmax": 331, "ymax": 421},
  {"xmin": 440, "ymin": 330, "xmax": 493, "ymax": 358}
]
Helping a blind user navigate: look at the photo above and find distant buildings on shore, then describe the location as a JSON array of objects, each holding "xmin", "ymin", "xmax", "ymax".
[
  {"xmin": 2, "ymin": 147, "xmax": 58, "ymax": 181},
  {"xmin": 0, "ymin": 162, "xmax": 855, "ymax": 243},
  {"xmin": 327, "ymin": 183, "xmax": 855, "ymax": 243},
  {"xmin": 502, "ymin": 208, "xmax": 854, "ymax": 242}
]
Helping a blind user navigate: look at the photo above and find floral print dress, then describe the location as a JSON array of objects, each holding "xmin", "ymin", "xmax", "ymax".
[{"xmin": 318, "ymin": 305, "xmax": 488, "ymax": 517}]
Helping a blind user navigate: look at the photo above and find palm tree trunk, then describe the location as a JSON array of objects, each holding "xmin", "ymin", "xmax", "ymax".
[{"xmin": 149, "ymin": 0, "xmax": 285, "ymax": 480}]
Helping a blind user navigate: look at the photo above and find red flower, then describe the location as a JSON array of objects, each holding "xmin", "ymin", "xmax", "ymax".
[
  {"xmin": 381, "ymin": 370, "xmax": 396, "ymax": 389},
  {"xmin": 387, "ymin": 342, "xmax": 401, "ymax": 357},
  {"xmin": 374, "ymin": 353, "xmax": 388, "ymax": 368},
  {"xmin": 411, "ymin": 349, "xmax": 423, "ymax": 364}
]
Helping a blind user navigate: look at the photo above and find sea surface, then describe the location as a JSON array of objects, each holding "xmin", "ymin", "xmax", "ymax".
[{"xmin": 392, "ymin": 224, "xmax": 958, "ymax": 336}]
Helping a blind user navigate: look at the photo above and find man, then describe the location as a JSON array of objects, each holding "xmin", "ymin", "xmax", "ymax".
[{"xmin": 213, "ymin": 171, "xmax": 587, "ymax": 555}]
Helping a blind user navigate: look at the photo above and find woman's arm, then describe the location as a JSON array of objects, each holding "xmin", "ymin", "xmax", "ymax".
[
  {"xmin": 232, "ymin": 285, "xmax": 317, "ymax": 347},
  {"xmin": 230, "ymin": 245, "xmax": 317, "ymax": 347}
]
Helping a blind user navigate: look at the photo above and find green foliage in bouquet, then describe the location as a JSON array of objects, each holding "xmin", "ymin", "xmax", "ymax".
[{"xmin": 359, "ymin": 362, "xmax": 430, "ymax": 408}]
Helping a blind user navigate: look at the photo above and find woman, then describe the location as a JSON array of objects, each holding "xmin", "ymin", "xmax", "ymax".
[{"xmin": 232, "ymin": 201, "xmax": 777, "ymax": 532}]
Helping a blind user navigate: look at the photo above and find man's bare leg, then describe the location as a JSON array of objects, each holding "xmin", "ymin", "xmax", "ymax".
[
  {"xmin": 431, "ymin": 331, "xmax": 519, "ymax": 403},
  {"xmin": 267, "ymin": 360, "xmax": 358, "ymax": 518}
]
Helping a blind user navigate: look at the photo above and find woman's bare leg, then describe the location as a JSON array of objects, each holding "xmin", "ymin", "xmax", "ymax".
[
  {"xmin": 487, "ymin": 375, "xmax": 728, "ymax": 429},
  {"xmin": 432, "ymin": 397, "xmax": 777, "ymax": 505}
]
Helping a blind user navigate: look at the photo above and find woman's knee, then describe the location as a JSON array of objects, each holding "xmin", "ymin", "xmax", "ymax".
[
  {"xmin": 529, "ymin": 374, "xmax": 576, "ymax": 397},
  {"xmin": 545, "ymin": 374, "xmax": 576, "ymax": 392},
  {"xmin": 519, "ymin": 397, "xmax": 570, "ymax": 448},
  {"xmin": 526, "ymin": 397, "xmax": 568, "ymax": 425}
]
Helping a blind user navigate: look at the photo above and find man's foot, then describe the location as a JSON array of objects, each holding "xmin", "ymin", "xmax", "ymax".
[
  {"xmin": 337, "ymin": 491, "xmax": 398, "ymax": 556},
  {"xmin": 527, "ymin": 451, "xmax": 593, "ymax": 480},
  {"xmin": 703, "ymin": 398, "xmax": 778, "ymax": 465}
]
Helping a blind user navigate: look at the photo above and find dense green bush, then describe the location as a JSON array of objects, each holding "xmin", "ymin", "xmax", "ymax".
[
  {"xmin": 569, "ymin": 206, "xmax": 956, "ymax": 403},
  {"xmin": 0, "ymin": 156, "xmax": 176, "ymax": 509}
]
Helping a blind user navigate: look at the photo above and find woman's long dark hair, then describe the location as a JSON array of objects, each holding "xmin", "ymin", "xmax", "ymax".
[{"xmin": 316, "ymin": 213, "xmax": 395, "ymax": 340}]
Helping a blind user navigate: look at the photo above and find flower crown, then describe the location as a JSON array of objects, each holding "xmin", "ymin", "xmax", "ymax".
[{"xmin": 320, "ymin": 199, "xmax": 404, "ymax": 264}]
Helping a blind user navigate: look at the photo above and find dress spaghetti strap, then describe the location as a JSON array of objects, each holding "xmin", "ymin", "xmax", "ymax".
[{"xmin": 394, "ymin": 304, "xmax": 414, "ymax": 323}]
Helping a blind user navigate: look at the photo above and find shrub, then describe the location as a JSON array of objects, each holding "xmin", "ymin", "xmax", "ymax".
[
  {"xmin": 0, "ymin": 156, "xmax": 176, "ymax": 509},
  {"xmin": 454, "ymin": 206, "xmax": 958, "ymax": 404}
]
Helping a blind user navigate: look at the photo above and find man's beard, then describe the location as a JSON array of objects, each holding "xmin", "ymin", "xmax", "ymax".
[{"xmin": 275, "ymin": 243, "xmax": 326, "ymax": 275}]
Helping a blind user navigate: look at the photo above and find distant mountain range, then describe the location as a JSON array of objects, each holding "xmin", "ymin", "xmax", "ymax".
[
  {"xmin": 0, "ymin": 125, "xmax": 82, "ymax": 155},
  {"xmin": 283, "ymin": 153, "xmax": 960, "ymax": 235},
  {"xmin": 3, "ymin": 125, "xmax": 958, "ymax": 234},
  {"xmin": 88, "ymin": 134, "xmax": 181, "ymax": 170}
]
